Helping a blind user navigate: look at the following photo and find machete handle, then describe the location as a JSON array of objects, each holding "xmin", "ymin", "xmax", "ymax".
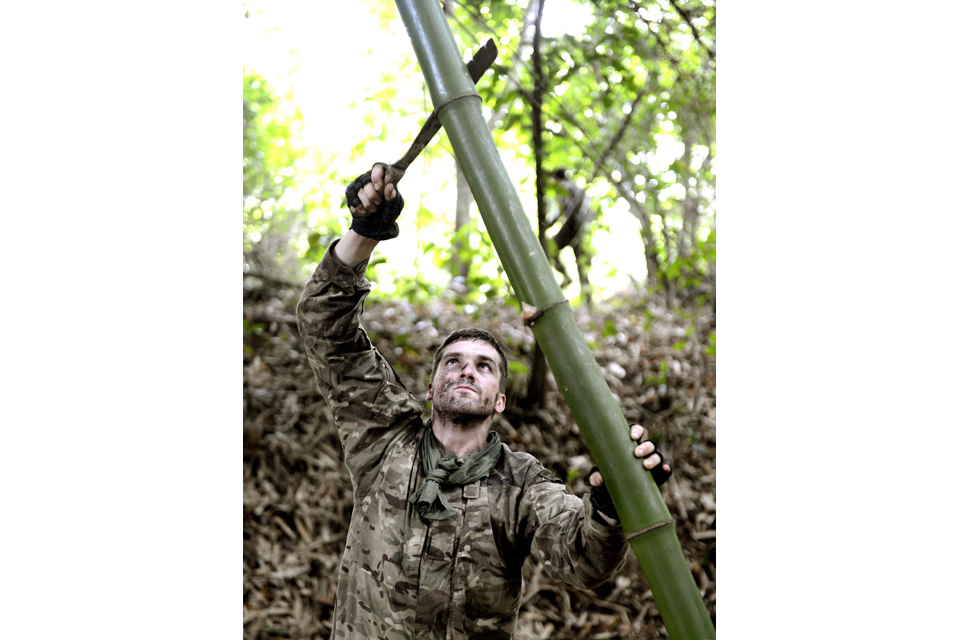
[
  {"xmin": 347, "ymin": 163, "xmax": 405, "ymax": 219},
  {"xmin": 383, "ymin": 163, "xmax": 406, "ymax": 189}
]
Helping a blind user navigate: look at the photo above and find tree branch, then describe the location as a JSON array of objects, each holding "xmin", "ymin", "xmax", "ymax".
[
  {"xmin": 625, "ymin": 1, "xmax": 683, "ymax": 70},
  {"xmin": 242, "ymin": 269, "xmax": 301, "ymax": 290},
  {"xmin": 667, "ymin": 0, "xmax": 715, "ymax": 60}
]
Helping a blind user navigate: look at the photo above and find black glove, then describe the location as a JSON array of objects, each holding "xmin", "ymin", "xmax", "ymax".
[
  {"xmin": 642, "ymin": 439, "xmax": 672, "ymax": 487},
  {"xmin": 344, "ymin": 164, "xmax": 405, "ymax": 241},
  {"xmin": 588, "ymin": 441, "xmax": 671, "ymax": 523},
  {"xmin": 589, "ymin": 471, "xmax": 618, "ymax": 523}
]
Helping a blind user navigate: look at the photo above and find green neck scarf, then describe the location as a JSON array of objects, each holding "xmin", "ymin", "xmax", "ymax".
[{"xmin": 409, "ymin": 424, "xmax": 502, "ymax": 521}]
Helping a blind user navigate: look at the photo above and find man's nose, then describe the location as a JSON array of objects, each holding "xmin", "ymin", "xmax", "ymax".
[{"xmin": 459, "ymin": 363, "xmax": 475, "ymax": 378}]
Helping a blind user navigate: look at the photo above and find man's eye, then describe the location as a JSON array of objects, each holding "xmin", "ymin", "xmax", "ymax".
[
  {"xmin": 446, "ymin": 358, "xmax": 458, "ymax": 366},
  {"xmin": 479, "ymin": 363, "xmax": 490, "ymax": 370}
]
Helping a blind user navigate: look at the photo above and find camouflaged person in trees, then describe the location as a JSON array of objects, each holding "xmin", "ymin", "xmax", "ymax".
[
  {"xmin": 546, "ymin": 167, "xmax": 599, "ymax": 309},
  {"xmin": 296, "ymin": 163, "xmax": 672, "ymax": 640}
]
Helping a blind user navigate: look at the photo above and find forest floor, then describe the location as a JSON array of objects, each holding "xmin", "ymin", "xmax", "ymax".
[{"xmin": 243, "ymin": 277, "xmax": 716, "ymax": 640}]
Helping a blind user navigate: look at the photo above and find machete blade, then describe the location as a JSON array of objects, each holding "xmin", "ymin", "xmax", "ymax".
[{"xmin": 388, "ymin": 38, "xmax": 498, "ymax": 176}]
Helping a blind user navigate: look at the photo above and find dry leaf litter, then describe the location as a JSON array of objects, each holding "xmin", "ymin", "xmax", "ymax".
[{"xmin": 244, "ymin": 280, "xmax": 716, "ymax": 639}]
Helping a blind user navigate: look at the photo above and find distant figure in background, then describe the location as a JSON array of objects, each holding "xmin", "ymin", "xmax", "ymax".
[{"xmin": 546, "ymin": 168, "xmax": 597, "ymax": 308}]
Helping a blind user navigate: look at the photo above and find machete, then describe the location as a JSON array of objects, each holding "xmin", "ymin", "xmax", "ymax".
[{"xmin": 382, "ymin": 38, "xmax": 497, "ymax": 186}]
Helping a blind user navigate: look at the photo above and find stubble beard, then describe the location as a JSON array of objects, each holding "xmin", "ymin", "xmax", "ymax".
[{"xmin": 432, "ymin": 379, "xmax": 497, "ymax": 428}]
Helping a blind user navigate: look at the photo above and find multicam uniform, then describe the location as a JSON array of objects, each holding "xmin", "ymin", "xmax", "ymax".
[{"xmin": 296, "ymin": 241, "xmax": 628, "ymax": 640}]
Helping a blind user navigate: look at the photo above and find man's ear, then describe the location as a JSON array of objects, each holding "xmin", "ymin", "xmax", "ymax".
[
  {"xmin": 426, "ymin": 382, "xmax": 433, "ymax": 402},
  {"xmin": 494, "ymin": 393, "xmax": 506, "ymax": 414}
]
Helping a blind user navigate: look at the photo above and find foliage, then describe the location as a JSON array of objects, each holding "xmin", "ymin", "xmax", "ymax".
[
  {"xmin": 444, "ymin": 0, "xmax": 716, "ymax": 298},
  {"xmin": 243, "ymin": 71, "xmax": 308, "ymax": 281},
  {"xmin": 243, "ymin": 73, "xmax": 300, "ymax": 210},
  {"xmin": 243, "ymin": 0, "xmax": 715, "ymax": 308},
  {"xmin": 425, "ymin": 219, "xmax": 515, "ymax": 303}
]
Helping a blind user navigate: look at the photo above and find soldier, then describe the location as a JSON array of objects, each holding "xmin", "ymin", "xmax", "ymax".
[
  {"xmin": 546, "ymin": 168, "xmax": 597, "ymax": 308},
  {"xmin": 296, "ymin": 163, "xmax": 670, "ymax": 639}
]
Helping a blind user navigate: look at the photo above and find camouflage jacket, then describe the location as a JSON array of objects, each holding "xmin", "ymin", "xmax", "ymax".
[
  {"xmin": 552, "ymin": 178, "xmax": 596, "ymax": 249},
  {"xmin": 296, "ymin": 241, "xmax": 628, "ymax": 640}
]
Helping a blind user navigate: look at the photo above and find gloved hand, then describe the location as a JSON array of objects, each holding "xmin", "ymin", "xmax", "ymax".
[
  {"xmin": 588, "ymin": 424, "xmax": 672, "ymax": 523},
  {"xmin": 344, "ymin": 163, "xmax": 404, "ymax": 241}
]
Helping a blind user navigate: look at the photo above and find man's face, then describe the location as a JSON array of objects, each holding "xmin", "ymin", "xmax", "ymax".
[{"xmin": 427, "ymin": 339, "xmax": 506, "ymax": 423}]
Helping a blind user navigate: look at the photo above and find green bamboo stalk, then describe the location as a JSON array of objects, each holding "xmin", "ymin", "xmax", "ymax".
[{"xmin": 392, "ymin": 1, "xmax": 715, "ymax": 638}]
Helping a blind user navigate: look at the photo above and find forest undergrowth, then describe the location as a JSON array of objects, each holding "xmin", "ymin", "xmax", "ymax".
[{"xmin": 243, "ymin": 276, "xmax": 716, "ymax": 640}]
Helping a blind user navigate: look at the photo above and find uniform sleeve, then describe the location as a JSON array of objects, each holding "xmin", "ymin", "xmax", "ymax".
[
  {"xmin": 518, "ymin": 474, "xmax": 628, "ymax": 590},
  {"xmin": 295, "ymin": 240, "xmax": 423, "ymax": 486}
]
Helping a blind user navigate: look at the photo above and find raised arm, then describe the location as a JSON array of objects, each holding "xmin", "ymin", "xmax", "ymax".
[{"xmin": 295, "ymin": 163, "xmax": 421, "ymax": 489}]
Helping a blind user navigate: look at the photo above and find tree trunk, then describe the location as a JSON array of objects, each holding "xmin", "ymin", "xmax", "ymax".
[
  {"xmin": 609, "ymin": 175, "xmax": 661, "ymax": 288},
  {"xmin": 392, "ymin": 1, "xmax": 715, "ymax": 637},
  {"xmin": 652, "ymin": 196, "xmax": 676, "ymax": 307},
  {"xmin": 444, "ymin": 1, "xmax": 471, "ymax": 282},
  {"xmin": 523, "ymin": 0, "xmax": 550, "ymax": 409},
  {"xmin": 485, "ymin": 0, "xmax": 539, "ymax": 130},
  {"xmin": 451, "ymin": 159, "xmax": 472, "ymax": 280},
  {"xmin": 448, "ymin": 0, "xmax": 538, "ymax": 282},
  {"xmin": 678, "ymin": 133, "xmax": 699, "ymax": 260}
]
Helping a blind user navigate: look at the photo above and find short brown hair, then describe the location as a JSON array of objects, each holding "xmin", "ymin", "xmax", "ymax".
[{"xmin": 430, "ymin": 328, "xmax": 508, "ymax": 394}]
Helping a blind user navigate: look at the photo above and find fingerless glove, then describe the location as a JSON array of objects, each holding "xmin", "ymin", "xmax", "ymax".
[
  {"xmin": 344, "ymin": 167, "xmax": 404, "ymax": 241},
  {"xmin": 589, "ymin": 440, "xmax": 671, "ymax": 523}
]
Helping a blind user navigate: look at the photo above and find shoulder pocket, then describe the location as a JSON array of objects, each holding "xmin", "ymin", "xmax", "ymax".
[{"xmin": 535, "ymin": 467, "xmax": 563, "ymax": 485}]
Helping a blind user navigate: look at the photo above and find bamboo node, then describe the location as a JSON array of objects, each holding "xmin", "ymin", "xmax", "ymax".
[
  {"xmin": 435, "ymin": 92, "xmax": 481, "ymax": 115},
  {"xmin": 521, "ymin": 299, "xmax": 569, "ymax": 326},
  {"xmin": 624, "ymin": 519, "xmax": 674, "ymax": 541}
]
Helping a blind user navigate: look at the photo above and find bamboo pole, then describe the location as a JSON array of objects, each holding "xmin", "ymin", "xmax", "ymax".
[{"xmin": 392, "ymin": 1, "xmax": 715, "ymax": 638}]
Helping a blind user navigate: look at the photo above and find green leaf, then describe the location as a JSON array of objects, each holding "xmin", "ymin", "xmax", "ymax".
[
  {"xmin": 508, "ymin": 360, "xmax": 530, "ymax": 376},
  {"xmin": 706, "ymin": 331, "xmax": 717, "ymax": 357},
  {"xmin": 602, "ymin": 320, "xmax": 617, "ymax": 337}
]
